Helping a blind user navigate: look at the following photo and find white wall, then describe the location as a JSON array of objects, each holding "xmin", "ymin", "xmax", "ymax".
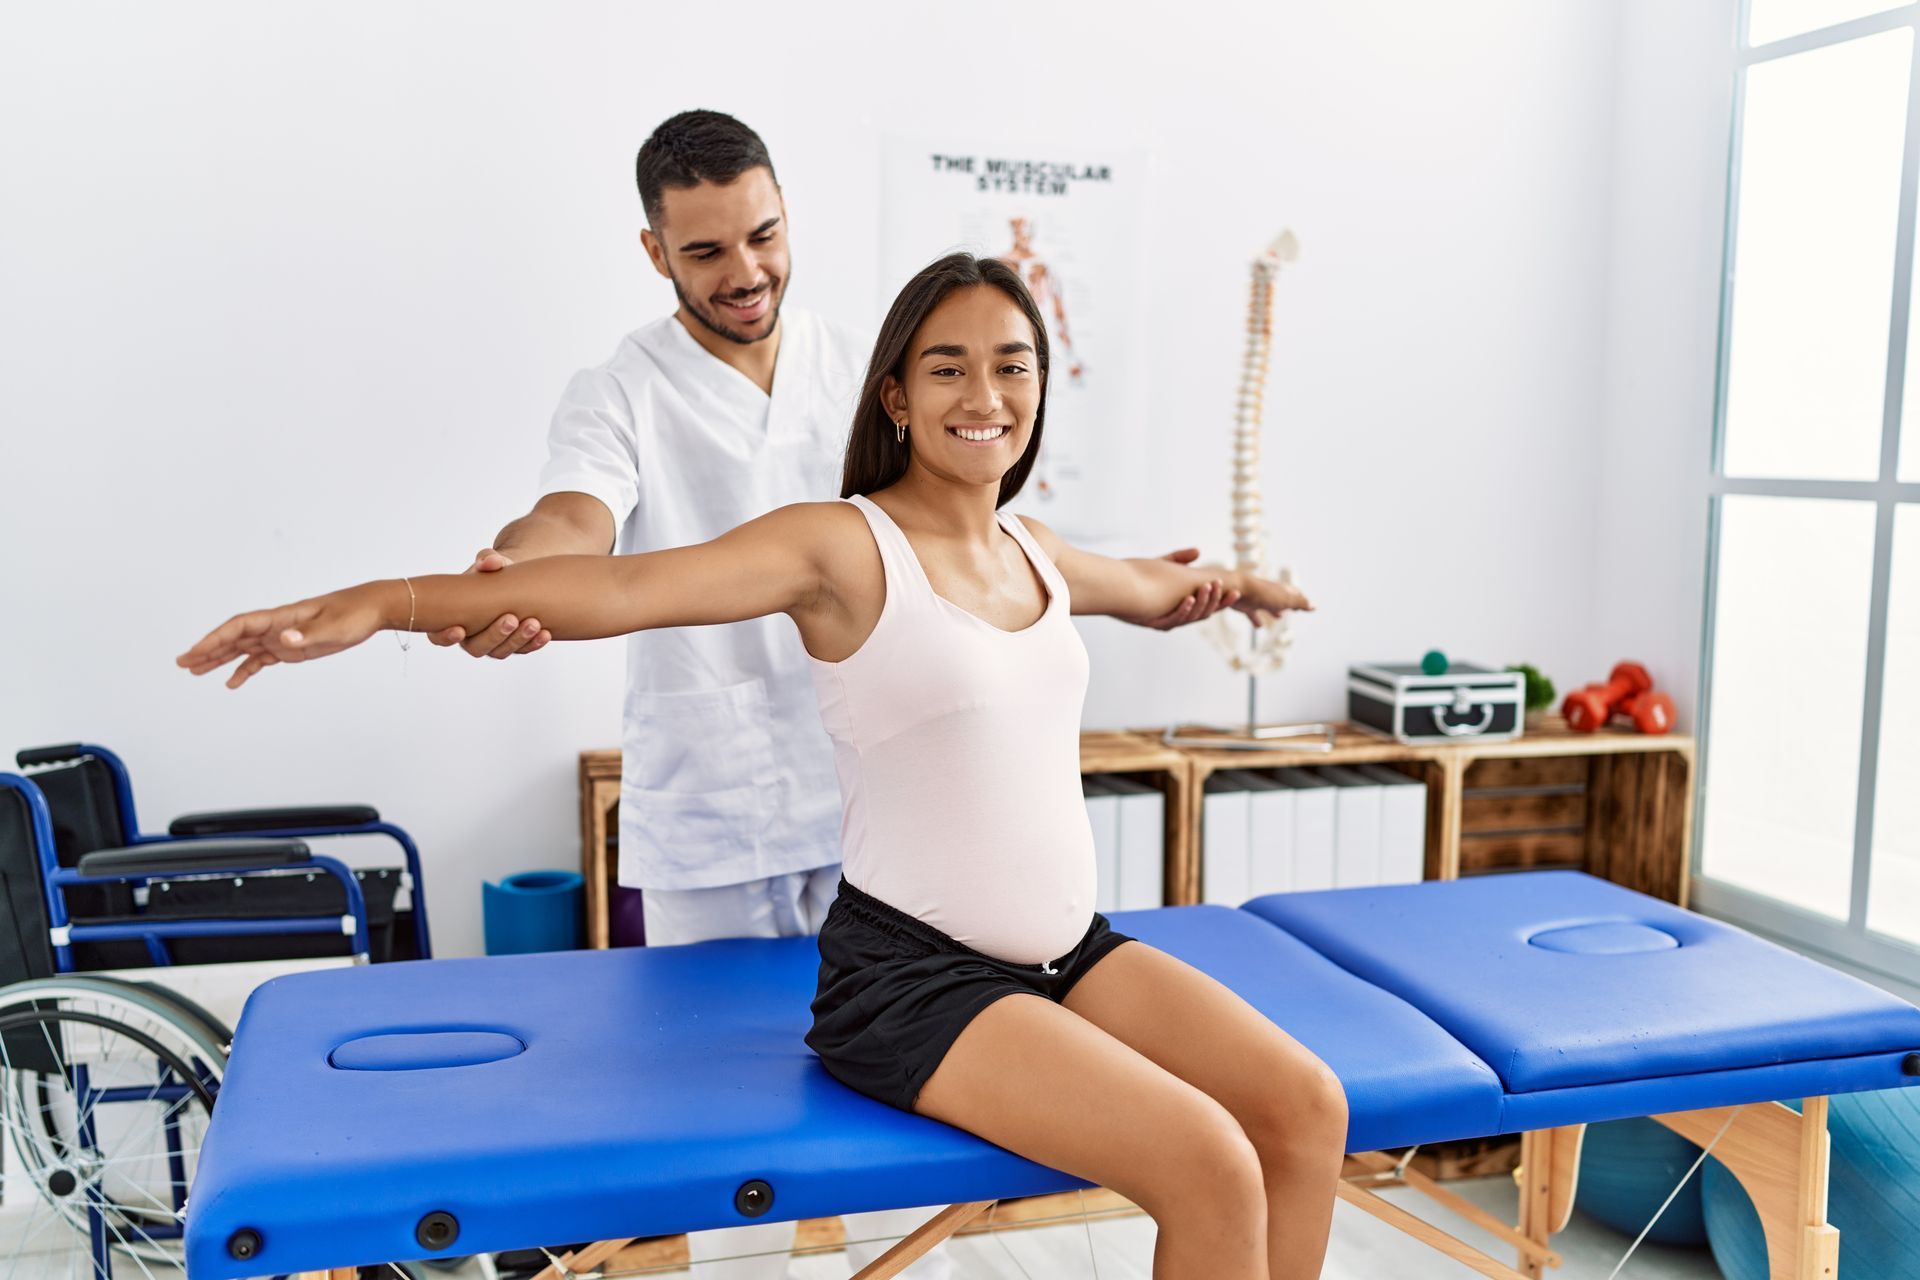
[
  {"xmin": 2, "ymin": 0, "xmax": 1633, "ymax": 957},
  {"xmin": 1591, "ymin": 0, "xmax": 1740, "ymax": 729}
]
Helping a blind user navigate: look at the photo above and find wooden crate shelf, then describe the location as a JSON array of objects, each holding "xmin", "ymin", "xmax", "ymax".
[
  {"xmin": 1076, "ymin": 730, "xmax": 1197, "ymax": 913},
  {"xmin": 580, "ymin": 716, "xmax": 1693, "ymax": 946},
  {"xmin": 577, "ymin": 749, "xmax": 621, "ymax": 950},
  {"xmin": 1159, "ymin": 715, "xmax": 1695, "ymax": 907}
]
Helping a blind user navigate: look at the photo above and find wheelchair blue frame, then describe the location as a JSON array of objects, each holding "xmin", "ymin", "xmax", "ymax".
[
  {"xmin": 1, "ymin": 770, "xmax": 375, "ymax": 970},
  {"xmin": 25, "ymin": 742, "xmax": 433, "ymax": 963},
  {"xmin": 2, "ymin": 745, "xmax": 439, "ymax": 1280},
  {"xmin": 3, "ymin": 765, "xmax": 391, "ymax": 1279}
]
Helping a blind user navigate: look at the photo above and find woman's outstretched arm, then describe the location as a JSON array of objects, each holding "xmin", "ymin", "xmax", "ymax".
[
  {"xmin": 1016, "ymin": 515, "xmax": 1312, "ymax": 627},
  {"xmin": 178, "ymin": 503, "xmax": 835, "ymax": 688}
]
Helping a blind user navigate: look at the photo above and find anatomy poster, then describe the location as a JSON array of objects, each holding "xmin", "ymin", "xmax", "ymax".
[{"xmin": 880, "ymin": 137, "xmax": 1148, "ymax": 545}]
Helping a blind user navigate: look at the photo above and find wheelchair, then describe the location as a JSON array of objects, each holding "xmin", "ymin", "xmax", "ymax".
[{"xmin": 0, "ymin": 745, "xmax": 437, "ymax": 1279}]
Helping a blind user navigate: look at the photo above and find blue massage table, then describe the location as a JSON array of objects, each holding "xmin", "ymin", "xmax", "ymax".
[{"xmin": 184, "ymin": 872, "xmax": 1920, "ymax": 1280}]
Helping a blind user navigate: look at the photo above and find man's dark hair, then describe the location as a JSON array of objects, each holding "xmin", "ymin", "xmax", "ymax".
[{"xmin": 634, "ymin": 110, "xmax": 777, "ymax": 228}]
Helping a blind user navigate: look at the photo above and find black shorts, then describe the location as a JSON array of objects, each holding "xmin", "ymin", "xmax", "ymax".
[{"xmin": 806, "ymin": 878, "xmax": 1135, "ymax": 1113}]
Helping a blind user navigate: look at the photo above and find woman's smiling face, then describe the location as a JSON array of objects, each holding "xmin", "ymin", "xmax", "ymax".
[{"xmin": 884, "ymin": 284, "xmax": 1044, "ymax": 490}]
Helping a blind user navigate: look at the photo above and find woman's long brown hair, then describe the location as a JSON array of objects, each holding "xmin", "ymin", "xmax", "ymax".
[{"xmin": 840, "ymin": 253, "xmax": 1051, "ymax": 507}]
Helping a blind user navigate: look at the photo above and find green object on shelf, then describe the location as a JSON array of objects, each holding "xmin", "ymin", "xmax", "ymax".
[
  {"xmin": 1506, "ymin": 663, "xmax": 1556, "ymax": 713},
  {"xmin": 1420, "ymin": 650, "xmax": 1449, "ymax": 676}
]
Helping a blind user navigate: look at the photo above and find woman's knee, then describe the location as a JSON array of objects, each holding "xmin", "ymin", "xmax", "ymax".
[
  {"xmin": 1127, "ymin": 1093, "xmax": 1266, "ymax": 1218},
  {"xmin": 1244, "ymin": 1054, "xmax": 1349, "ymax": 1163}
]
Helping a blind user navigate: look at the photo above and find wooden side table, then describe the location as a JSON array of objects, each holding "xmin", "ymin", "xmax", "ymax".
[{"xmin": 578, "ymin": 750, "xmax": 622, "ymax": 949}]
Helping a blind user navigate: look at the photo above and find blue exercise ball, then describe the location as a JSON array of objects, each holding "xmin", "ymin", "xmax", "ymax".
[
  {"xmin": 1701, "ymin": 1158, "xmax": 1767, "ymax": 1280},
  {"xmin": 1703, "ymin": 1088, "xmax": 1920, "ymax": 1280},
  {"xmin": 1573, "ymin": 1116, "xmax": 1709, "ymax": 1245}
]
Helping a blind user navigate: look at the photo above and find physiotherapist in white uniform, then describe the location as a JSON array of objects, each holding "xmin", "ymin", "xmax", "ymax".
[{"xmin": 429, "ymin": 110, "xmax": 1235, "ymax": 1279}]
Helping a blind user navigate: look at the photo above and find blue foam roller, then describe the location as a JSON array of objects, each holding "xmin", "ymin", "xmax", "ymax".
[
  {"xmin": 1704, "ymin": 1089, "xmax": 1920, "ymax": 1280},
  {"xmin": 483, "ymin": 870, "xmax": 585, "ymax": 956}
]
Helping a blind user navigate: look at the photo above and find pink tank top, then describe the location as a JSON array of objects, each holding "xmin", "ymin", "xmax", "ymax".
[{"xmin": 808, "ymin": 494, "xmax": 1097, "ymax": 964}]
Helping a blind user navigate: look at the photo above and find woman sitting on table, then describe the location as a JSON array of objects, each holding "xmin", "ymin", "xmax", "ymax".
[{"xmin": 179, "ymin": 253, "xmax": 1346, "ymax": 1280}]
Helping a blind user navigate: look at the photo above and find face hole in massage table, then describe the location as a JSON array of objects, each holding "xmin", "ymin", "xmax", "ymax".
[
  {"xmin": 329, "ymin": 1030, "xmax": 526, "ymax": 1071},
  {"xmin": 1526, "ymin": 922, "xmax": 1681, "ymax": 955}
]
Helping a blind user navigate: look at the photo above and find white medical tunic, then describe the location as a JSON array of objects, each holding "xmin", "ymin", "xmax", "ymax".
[{"xmin": 538, "ymin": 308, "xmax": 870, "ymax": 890}]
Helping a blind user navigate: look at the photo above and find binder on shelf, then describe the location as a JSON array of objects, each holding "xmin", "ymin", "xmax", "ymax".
[
  {"xmin": 1202, "ymin": 770, "xmax": 1253, "ymax": 906},
  {"xmin": 1354, "ymin": 763, "xmax": 1428, "ymax": 885},
  {"xmin": 1239, "ymin": 770, "xmax": 1297, "ymax": 898},
  {"xmin": 1104, "ymin": 774, "xmax": 1167, "ymax": 910},
  {"xmin": 1083, "ymin": 774, "xmax": 1122, "ymax": 913},
  {"xmin": 1273, "ymin": 767, "xmax": 1337, "ymax": 892},
  {"xmin": 1317, "ymin": 765, "xmax": 1385, "ymax": 888}
]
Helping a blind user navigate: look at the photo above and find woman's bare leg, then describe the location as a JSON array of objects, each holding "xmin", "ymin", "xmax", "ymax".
[
  {"xmin": 1063, "ymin": 942, "xmax": 1347, "ymax": 1280},
  {"xmin": 912, "ymin": 992, "xmax": 1269, "ymax": 1279}
]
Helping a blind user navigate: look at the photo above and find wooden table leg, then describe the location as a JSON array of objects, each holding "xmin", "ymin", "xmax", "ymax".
[
  {"xmin": 529, "ymin": 1236, "xmax": 635, "ymax": 1280},
  {"xmin": 850, "ymin": 1201, "xmax": 995, "ymax": 1279},
  {"xmin": 1435, "ymin": 755, "xmax": 1466, "ymax": 880},
  {"xmin": 1654, "ymin": 1099, "xmax": 1837, "ymax": 1280}
]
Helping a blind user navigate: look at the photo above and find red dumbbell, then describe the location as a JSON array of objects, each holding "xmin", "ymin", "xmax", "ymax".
[
  {"xmin": 1619, "ymin": 687, "xmax": 1675, "ymax": 735},
  {"xmin": 1562, "ymin": 661, "xmax": 1655, "ymax": 733}
]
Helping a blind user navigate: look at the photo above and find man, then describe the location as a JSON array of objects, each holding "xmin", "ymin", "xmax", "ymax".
[{"xmin": 432, "ymin": 110, "xmax": 1233, "ymax": 1279}]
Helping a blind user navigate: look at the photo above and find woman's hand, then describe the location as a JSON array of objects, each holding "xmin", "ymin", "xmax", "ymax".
[
  {"xmin": 177, "ymin": 582, "xmax": 394, "ymax": 689},
  {"xmin": 1231, "ymin": 571, "xmax": 1314, "ymax": 629}
]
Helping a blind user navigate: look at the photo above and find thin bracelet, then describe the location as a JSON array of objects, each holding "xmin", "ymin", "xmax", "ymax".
[{"xmin": 394, "ymin": 577, "xmax": 416, "ymax": 652}]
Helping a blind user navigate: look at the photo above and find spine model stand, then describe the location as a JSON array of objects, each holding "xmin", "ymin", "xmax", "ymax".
[{"xmin": 1168, "ymin": 231, "xmax": 1332, "ymax": 750}]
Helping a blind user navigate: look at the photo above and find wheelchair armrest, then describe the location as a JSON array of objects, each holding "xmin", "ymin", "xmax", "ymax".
[
  {"xmin": 169, "ymin": 804, "xmax": 380, "ymax": 836},
  {"xmin": 76, "ymin": 838, "xmax": 313, "ymax": 877},
  {"xmin": 17, "ymin": 743, "xmax": 87, "ymax": 768}
]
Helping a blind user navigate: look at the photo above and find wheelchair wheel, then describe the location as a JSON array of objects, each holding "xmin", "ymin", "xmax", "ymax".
[
  {"xmin": 115, "ymin": 980, "xmax": 234, "ymax": 1052},
  {"xmin": 0, "ymin": 977, "xmax": 226, "ymax": 1279}
]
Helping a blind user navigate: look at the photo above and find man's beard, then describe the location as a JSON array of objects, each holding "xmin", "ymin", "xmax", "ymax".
[{"xmin": 670, "ymin": 270, "xmax": 786, "ymax": 346}]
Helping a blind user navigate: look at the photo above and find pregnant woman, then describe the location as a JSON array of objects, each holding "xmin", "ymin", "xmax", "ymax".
[{"xmin": 179, "ymin": 253, "xmax": 1346, "ymax": 1280}]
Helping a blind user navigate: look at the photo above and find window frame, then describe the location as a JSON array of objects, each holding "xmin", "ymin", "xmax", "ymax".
[{"xmin": 1696, "ymin": 0, "xmax": 1920, "ymax": 994}]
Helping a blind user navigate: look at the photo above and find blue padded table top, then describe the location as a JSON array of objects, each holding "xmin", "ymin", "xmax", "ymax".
[
  {"xmin": 1112, "ymin": 906, "xmax": 1502, "ymax": 1151},
  {"xmin": 186, "ymin": 876, "xmax": 1920, "ymax": 1278},
  {"xmin": 1243, "ymin": 871, "xmax": 1920, "ymax": 1094},
  {"xmin": 185, "ymin": 902, "xmax": 1494, "ymax": 1279}
]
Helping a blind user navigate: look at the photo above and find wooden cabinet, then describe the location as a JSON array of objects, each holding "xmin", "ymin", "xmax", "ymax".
[
  {"xmin": 579, "ymin": 716, "xmax": 1694, "ymax": 946},
  {"xmin": 1168, "ymin": 715, "xmax": 1695, "ymax": 907}
]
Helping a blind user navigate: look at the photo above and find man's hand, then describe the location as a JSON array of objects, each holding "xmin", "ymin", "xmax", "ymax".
[
  {"xmin": 1133, "ymin": 548, "xmax": 1240, "ymax": 630},
  {"xmin": 427, "ymin": 549, "xmax": 551, "ymax": 658}
]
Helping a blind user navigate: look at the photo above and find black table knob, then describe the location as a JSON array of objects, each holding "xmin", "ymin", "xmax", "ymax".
[
  {"xmin": 416, "ymin": 1211, "xmax": 459, "ymax": 1250},
  {"xmin": 735, "ymin": 1179, "xmax": 775, "ymax": 1217}
]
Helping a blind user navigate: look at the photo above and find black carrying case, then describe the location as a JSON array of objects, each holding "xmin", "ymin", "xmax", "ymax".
[{"xmin": 1348, "ymin": 662, "xmax": 1526, "ymax": 744}]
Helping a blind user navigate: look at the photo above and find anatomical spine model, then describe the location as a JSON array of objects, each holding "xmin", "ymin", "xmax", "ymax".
[{"xmin": 1201, "ymin": 230, "xmax": 1301, "ymax": 677}]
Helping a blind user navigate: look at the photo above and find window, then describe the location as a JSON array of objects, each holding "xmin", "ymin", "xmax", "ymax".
[{"xmin": 1697, "ymin": 2, "xmax": 1920, "ymax": 985}]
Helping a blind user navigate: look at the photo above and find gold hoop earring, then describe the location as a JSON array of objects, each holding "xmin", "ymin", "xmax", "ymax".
[{"xmin": 896, "ymin": 420, "xmax": 907, "ymax": 444}]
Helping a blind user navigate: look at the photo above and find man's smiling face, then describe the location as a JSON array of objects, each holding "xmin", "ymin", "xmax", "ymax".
[{"xmin": 644, "ymin": 166, "xmax": 789, "ymax": 346}]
